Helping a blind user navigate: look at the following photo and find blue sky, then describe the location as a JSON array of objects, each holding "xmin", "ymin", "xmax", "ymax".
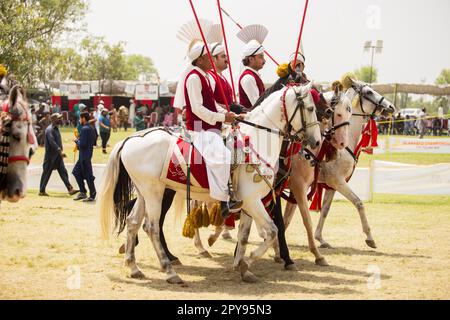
[{"xmin": 84, "ymin": 0, "xmax": 450, "ymax": 84}]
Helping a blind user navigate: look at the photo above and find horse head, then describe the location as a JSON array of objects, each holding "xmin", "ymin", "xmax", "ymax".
[
  {"xmin": 285, "ymin": 82, "xmax": 322, "ymax": 149},
  {"xmin": 343, "ymin": 77, "xmax": 396, "ymax": 117},
  {"xmin": 0, "ymin": 85, "xmax": 37, "ymax": 202},
  {"xmin": 321, "ymin": 81, "xmax": 352, "ymax": 150}
]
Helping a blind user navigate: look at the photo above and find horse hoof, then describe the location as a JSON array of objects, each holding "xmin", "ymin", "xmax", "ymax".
[
  {"xmin": 273, "ymin": 256, "xmax": 284, "ymax": 264},
  {"xmin": 242, "ymin": 271, "xmax": 259, "ymax": 283},
  {"xmin": 200, "ymin": 251, "xmax": 213, "ymax": 258},
  {"xmin": 366, "ymin": 240, "xmax": 377, "ymax": 249},
  {"xmin": 166, "ymin": 274, "xmax": 184, "ymax": 284},
  {"xmin": 208, "ymin": 236, "xmax": 216, "ymax": 247},
  {"xmin": 285, "ymin": 263, "xmax": 298, "ymax": 271},
  {"xmin": 319, "ymin": 243, "xmax": 332, "ymax": 249},
  {"xmin": 130, "ymin": 270, "xmax": 146, "ymax": 279},
  {"xmin": 315, "ymin": 257, "xmax": 329, "ymax": 266},
  {"xmin": 170, "ymin": 259, "xmax": 182, "ymax": 266},
  {"xmin": 118, "ymin": 244, "xmax": 125, "ymax": 254}
]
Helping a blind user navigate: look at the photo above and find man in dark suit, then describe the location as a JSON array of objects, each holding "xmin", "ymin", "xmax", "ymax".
[
  {"xmin": 72, "ymin": 112, "xmax": 97, "ymax": 202},
  {"xmin": 39, "ymin": 113, "xmax": 78, "ymax": 196}
]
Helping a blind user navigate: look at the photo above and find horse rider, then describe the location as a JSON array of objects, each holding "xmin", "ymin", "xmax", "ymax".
[
  {"xmin": 237, "ymin": 24, "xmax": 268, "ymax": 110},
  {"xmin": 173, "ymin": 20, "xmax": 243, "ymax": 219},
  {"xmin": 254, "ymin": 49, "xmax": 309, "ymax": 107}
]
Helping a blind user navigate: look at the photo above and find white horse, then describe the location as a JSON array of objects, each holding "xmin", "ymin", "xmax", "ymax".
[
  {"xmin": 98, "ymin": 82, "xmax": 322, "ymax": 283},
  {"xmin": 284, "ymin": 78, "xmax": 396, "ymax": 249},
  {"xmin": 0, "ymin": 86, "xmax": 38, "ymax": 203},
  {"xmin": 190, "ymin": 83, "xmax": 353, "ymax": 266}
]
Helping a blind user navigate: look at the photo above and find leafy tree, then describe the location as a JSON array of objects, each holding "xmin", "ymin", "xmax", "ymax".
[
  {"xmin": 0, "ymin": 0, "xmax": 88, "ymax": 87},
  {"xmin": 354, "ymin": 65, "xmax": 378, "ymax": 83},
  {"xmin": 434, "ymin": 69, "xmax": 450, "ymax": 114}
]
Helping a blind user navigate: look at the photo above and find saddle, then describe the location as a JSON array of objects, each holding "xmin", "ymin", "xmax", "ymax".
[{"xmin": 162, "ymin": 126, "xmax": 267, "ymax": 191}]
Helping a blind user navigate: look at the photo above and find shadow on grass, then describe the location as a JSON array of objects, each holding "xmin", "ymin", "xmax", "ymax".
[
  {"xmin": 106, "ymin": 252, "xmax": 366, "ymax": 297},
  {"xmin": 287, "ymin": 244, "xmax": 431, "ymax": 259}
]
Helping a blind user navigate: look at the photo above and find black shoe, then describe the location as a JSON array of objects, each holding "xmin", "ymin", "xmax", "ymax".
[
  {"xmin": 73, "ymin": 192, "xmax": 87, "ymax": 201},
  {"xmin": 38, "ymin": 192, "xmax": 50, "ymax": 197},
  {"xmin": 68, "ymin": 187, "xmax": 79, "ymax": 196},
  {"xmin": 82, "ymin": 196, "xmax": 96, "ymax": 202},
  {"xmin": 221, "ymin": 200, "xmax": 243, "ymax": 219}
]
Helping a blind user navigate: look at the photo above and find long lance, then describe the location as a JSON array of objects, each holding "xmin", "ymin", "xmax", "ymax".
[
  {"xmin": 220, "ymin": 6, "xmax": 280, "ymax": 66},
  {"xmin": 217, "ymin": 0, "xmax": 237, "ymax": 102},
  {"xmin": 292, "ymin": 0, "xmax": 309, "ymax": 69},
  {"xmin": 188, "ymin": 0, "xmax": 230, "ymax": 112}
]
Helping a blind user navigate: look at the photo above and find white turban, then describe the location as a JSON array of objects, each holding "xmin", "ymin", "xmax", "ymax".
[
  {"xmin": 289, "ymin": 52, "xmax": 305, "ymax": 64},
  {"xmin": 242, "ymin": 39, "xmax": 264, "ymax": 58},
  {"xmin": 187, "ymin": 42, "xmax": 212, "ymax": 62},
  {"xmin": 210, "ymin": 42, "xmax": 225, "ymax": 56}
]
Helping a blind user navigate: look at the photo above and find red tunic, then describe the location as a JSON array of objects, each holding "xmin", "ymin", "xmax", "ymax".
[
  {"xmin": 184, "ymin": 69, "xmax": 222, "ymax": 132},
  {"xmin": 207, "ymin": 70, "xmax": 233, "ymax": 106},
  {"xmin": 238, "ymin": 69, "xmax": 265, "ymax": 109}
]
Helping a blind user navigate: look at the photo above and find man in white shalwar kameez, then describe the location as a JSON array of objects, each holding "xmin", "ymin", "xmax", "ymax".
[{"xmin": 173, "ymin": 20, "xmax": 242, "ymax": 218}]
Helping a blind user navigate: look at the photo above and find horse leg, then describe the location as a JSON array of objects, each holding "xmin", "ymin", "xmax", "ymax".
[
  {"xmin": 334, "ymin": 183, "xmax": 376, "ymax": 248},
  {"xmin": 232, "ymin": 212, "xmax": 252, "ymax": 271},
  {"xmin": 141, "ymin": 187, "xmax": 183, "ymax": 284},
  {"xmin": 271, "ymin": 196, "xmax": 296, "ymax": 269},
  {"xmin": 124, "ymin": 194, "xmax": 146, "ymax": 279},
  {"xmin": 158, "ymin": 188, "xmax": 181, "ymax": 264},
  {"xmin": 208, "ymin": 225, "xmax": 224, "ymax": 247},
  {"xmin": 283, "ymin": 201, "xmax": 297, "ymax": 230},
  {"xmin": 294, "ymin": 189, "xmax": 328, "ymax": 266},
  {"xmin": 314, "ymin": 189, "xmax": 335, "ymax": 248},
  {"xmin": 194, "ymin": 228, "xmax": 212, "ymax": 258},
  {"xmin": 239, "ymin": 201, "xmax": 278, "ymax": 283}
]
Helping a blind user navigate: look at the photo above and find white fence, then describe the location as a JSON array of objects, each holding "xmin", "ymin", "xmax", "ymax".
[{"xmin": 27, "ymin": 161, "xmax": 450, "ymax": 201}]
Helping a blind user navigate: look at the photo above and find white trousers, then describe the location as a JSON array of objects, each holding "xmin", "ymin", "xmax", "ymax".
[{"xmin": 190, "ymin": 130, "xmax": 230, "ymax": 201}]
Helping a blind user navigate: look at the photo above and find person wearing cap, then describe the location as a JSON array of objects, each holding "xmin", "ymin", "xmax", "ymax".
[
  {"xmin": 237, "ymin": 25, "xmax": 268, "ymax": 110},
  {"xmin": 39, "ymin": 113, "xmax": 78, "ymax": 197},
  {"xmin": 254, "ymin": 51, "xmax": 309, "ymax": 108},
  {"xmin": 98, "ymin": 108, "xmax": 111, "ymax": 154},
  {"xmin": 72, "ymin": 112, "xmax": 97, "ymax": 202},
  {"xmin": 173, "ymin": 19, "xmax": 242, "ymax": 218}
]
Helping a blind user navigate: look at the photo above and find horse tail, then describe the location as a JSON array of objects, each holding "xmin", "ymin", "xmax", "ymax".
[{"xmin": 98, "ymin": 140, "xmax": 133, "ymax": 240}]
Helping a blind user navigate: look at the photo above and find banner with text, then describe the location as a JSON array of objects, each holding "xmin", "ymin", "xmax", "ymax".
[
  {"xmin": 68, "ymin": 84, "xmax": 91, "ymax": 100},
  {"xmin": 135, "ymin": 84, "xmax": 158, "ymax": 100}
]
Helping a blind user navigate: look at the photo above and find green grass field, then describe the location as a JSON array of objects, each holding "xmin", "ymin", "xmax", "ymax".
[
  {"xmin": 30, "ymin": 127, "xmax": 450, "ymax": 167},
  {"xmin": 1, "ymin": 192, "xmax": 449, "ymax": 299}
]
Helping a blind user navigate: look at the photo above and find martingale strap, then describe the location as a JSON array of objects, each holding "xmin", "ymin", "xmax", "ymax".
[{"xmin": 0, "ymin": 120, "xmax": 11, "ymax": 189}]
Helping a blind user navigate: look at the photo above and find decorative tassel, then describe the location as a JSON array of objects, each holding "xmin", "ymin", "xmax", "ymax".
[
  {"xmin": 209, "ymin": 202, "xmax": 218, "ymax": 226},
  {"xmin": 201, "ymin": 204, "xmax": 210, "ymax": 228},
  {"xmin": 193, "ymin": 206, "xmax": 203, "ymax": 229},
  {"xmin": 213, "ymin": 203, "xmax": 224, "ymax": 227}
]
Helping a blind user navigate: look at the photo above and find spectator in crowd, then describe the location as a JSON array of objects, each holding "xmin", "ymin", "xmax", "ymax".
[
  {"xmin": 72, "ymin": 112, "xmax": 97, "ymax": 202},
  {"xmin": 403, "ymin": 115, "xmax": 414, "ymax": 135},
  {"xmin": 51, "ymin": 102, "xmax": 61, "ymax": 115},
  {"xmin": 39, "ymin": 113, "xmax": 79, "ymax": 197},
  {"xmin": 110, "ymin": 107, "xmax": 118, "ymax": 132},
  {"xmin": 394, "ymin": 112, "xmax": 404, "ymax": 135},
  {"xmin": 30, "ymin": 106, "xmax": 38, "ymax": 134},
  {"xmin": 417, "ymin": 108, "xmax": 427, "ymax": 139},
  {"xmin": 432, "ymin": 117, "xmax": 441, "ymax": 136},
  {"xmin": 134, "ymin": 109, "xmax": 147, "ymax": 131},
  {"xmin": 128, "ymin": 99, "xmax": 136, "ymax": 128},
  {"xmin": 154, "ymin": 103, "xmax": 163, "ymax": 125},
  {"xmin": 76, "ymin": 103, "xmax": 87, "ymax": 133},
  {"xmin": 437, "ymin": 106, "xmax": 444, "ymax": 136},
  {"xmin": 118, "ymin": 105, "xmax": 129, "ymax": 131},
  {"xmin": 37, "ymin": 111, "xmax": 51, "ymax": 146},
  {"xmin": 98, "ymin": 108, "xmax": 111, "ymax": 154}
]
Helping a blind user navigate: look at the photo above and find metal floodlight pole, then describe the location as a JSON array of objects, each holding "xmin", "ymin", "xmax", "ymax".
[{"xmin": 364, "ymin": 40, "xmax": 383, "ymax": 86}]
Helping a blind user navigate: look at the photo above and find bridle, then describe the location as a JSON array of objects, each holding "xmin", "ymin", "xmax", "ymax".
[
  {"xmin": 323, "ymin": 91, "xmax": 350, "ymax": 141},
  {"xmin": 1, "ymin": 100, "xmax": 34, "ymax": 165},
  {"xmin": 351, "ymin": 84, "xmax": 386, "ymax": 118},
  {"xmin": 280, "ymin": 85, "xmax": 320, "ymax": 143}
]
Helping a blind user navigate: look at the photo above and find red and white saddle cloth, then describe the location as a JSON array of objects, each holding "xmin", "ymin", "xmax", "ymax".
[
  {"xmin": 161, "ymin": 129, "xmax": 263, "ymax": 192},
  {"xmin": 163, "ymin": 136, "xmax": 210, "ymax": 190}
]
